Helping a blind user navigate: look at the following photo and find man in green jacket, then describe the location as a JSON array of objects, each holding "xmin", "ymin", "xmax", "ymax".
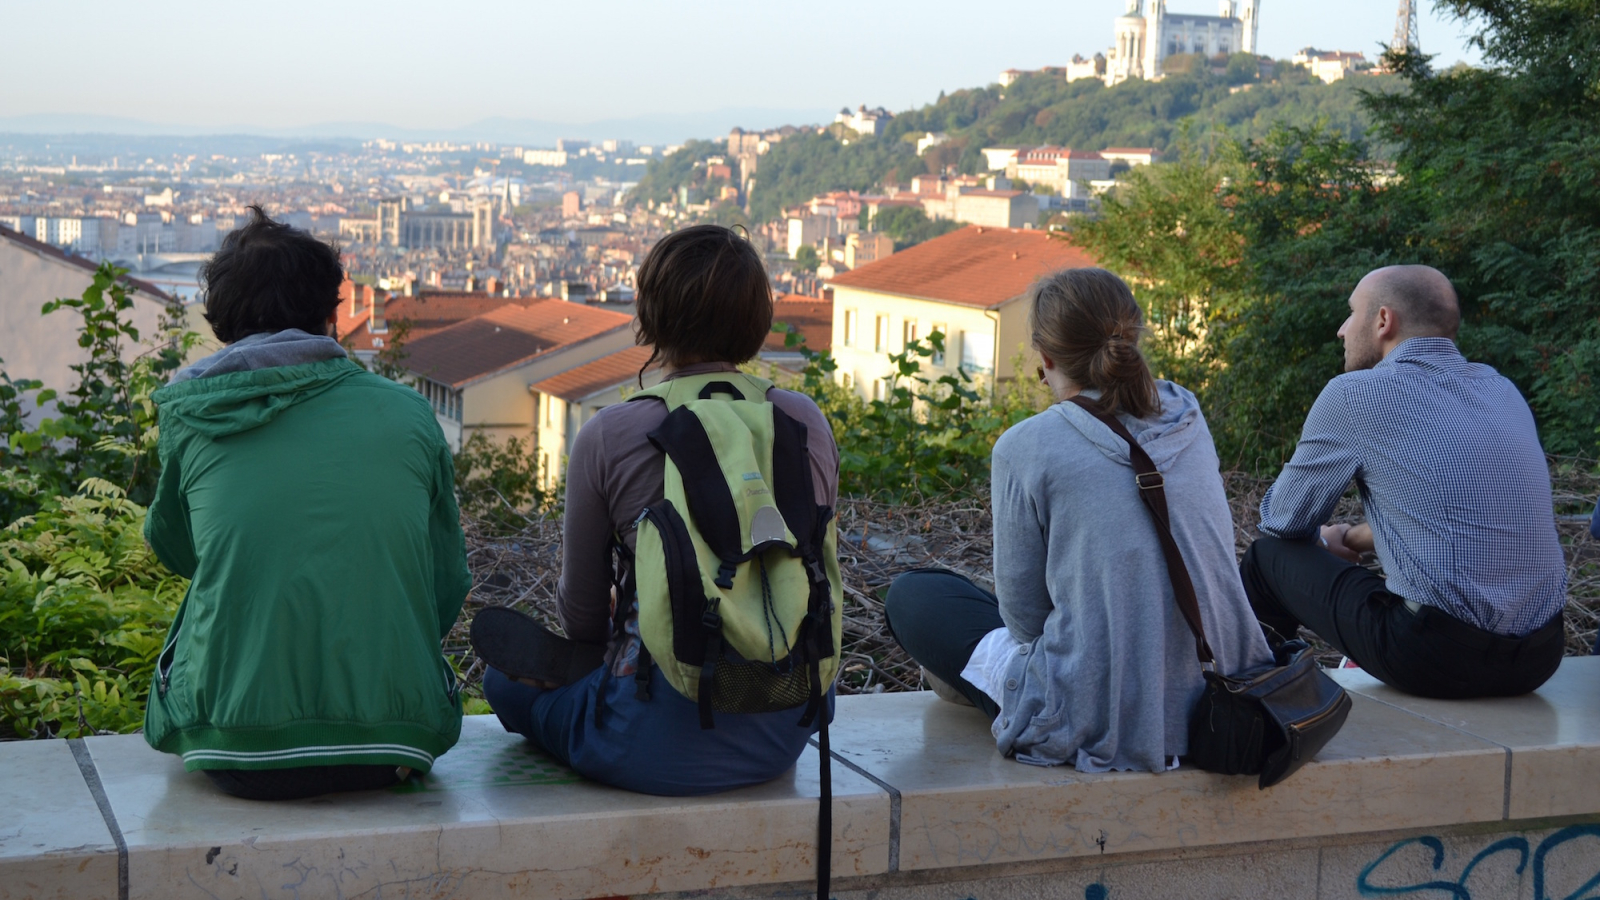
[{"xmin": 143, "ymin": 206, "xmax": 471, "ymax": 800}]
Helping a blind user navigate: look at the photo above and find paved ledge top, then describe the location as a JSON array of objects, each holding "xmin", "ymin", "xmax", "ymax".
[
  {"xmin": 3, "ymin": 657, "xmax": 1598, "ymax": 900},
  {"xmin": 1331, "ymin": 655, "xmax": 1600, "ymax": 820}
]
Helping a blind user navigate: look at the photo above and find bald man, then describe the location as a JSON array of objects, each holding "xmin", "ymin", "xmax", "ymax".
[{"xmin": 1242, "ymin": 266, "xmax": 1567, "ymax": 699}]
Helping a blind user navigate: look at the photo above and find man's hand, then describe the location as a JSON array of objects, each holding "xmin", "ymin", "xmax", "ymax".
[
  {"xmin": 1344, "ymin": 523, "xmax": 1374, "ymax": 554},
  {"xmin": 1320, "ymin": 524, "xmax": 1362, "ymax": 563}
]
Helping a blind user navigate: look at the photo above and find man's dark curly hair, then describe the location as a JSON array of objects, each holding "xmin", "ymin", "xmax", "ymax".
[{"xmin": 201, "ymin": 204, "xmax": 344, "ymax": 343}]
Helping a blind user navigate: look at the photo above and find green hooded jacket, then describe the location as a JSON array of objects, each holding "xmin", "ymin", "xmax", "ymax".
[{"xmin": 143, "ymin": 355, "xmax": 471, "ymax": 772}]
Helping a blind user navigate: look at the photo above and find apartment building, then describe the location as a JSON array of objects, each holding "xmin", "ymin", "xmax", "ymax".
[
  {"xmin": 827, "ymin": 226, "xmax": 1096, "ymax": 399},
  {"xmin": 399, "ymin": 300, "xmax": 634, "ymax": 451},
  {"xmin": 527, "ymin": 344, "xmax": 663, "ymax": 489}
]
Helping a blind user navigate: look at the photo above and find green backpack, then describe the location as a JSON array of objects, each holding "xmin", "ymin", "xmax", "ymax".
[{"xmin": 620, "ymin": 371, "xmax": 843, "ymax": 729}]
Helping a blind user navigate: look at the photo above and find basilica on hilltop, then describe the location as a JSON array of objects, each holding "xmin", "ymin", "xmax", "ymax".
[{"xmin": 1070, "ymin": 0, "xmax": 1261, "ymax": 86}]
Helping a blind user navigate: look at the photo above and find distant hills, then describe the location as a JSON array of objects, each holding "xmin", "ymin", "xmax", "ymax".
[{"xmin": 0, "ymin": 108, "xmax": 839, "ymax": 148}]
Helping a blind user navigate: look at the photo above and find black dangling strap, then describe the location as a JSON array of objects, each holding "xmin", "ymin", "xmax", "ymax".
[
  {"xmin": 811, "ymin": 658, "xmax": 831, "ymax": 900},
  {"xmin": 698, "ymin": 632, "xmax": 720, "ymax": 730},
  {"xmin": 634, "ymin": 644, "xmax": 653, "ymax": 701}
]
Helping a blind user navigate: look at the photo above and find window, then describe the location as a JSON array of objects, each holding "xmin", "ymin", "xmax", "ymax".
[
  {"xmin": 872, "ymin": 379, "xmax": 883, "ymax": 401},
  {"xmin": 902, "ymin": 318, "xmax": 919, "ymax": 349},
  {"xmin": 960, "ymin": 331, "xmax": 995, "ymax": 374},
  {"xmin": 545, "ymin": 394, "xmax": 555, "ymax": 427},
  {"xmin": 930, "ymin": 323, "xmax": 947, "ymax": 365},
  {"xmin": 843, "ymin": 309, "xmax": 858, "ymax": 347},
  {"xmin": 874, "ymin": 315, "xmax": 889, "ymax": 353}
]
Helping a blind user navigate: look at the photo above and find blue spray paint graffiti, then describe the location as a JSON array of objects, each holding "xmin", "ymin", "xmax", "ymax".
[
  {"xmin": 1084, "ymin": 885, "xmax": 1109, "ymax": 900},
  {"xmin": 1356, "ymin": 825, "xmax": 1600, "ymax": 899}
]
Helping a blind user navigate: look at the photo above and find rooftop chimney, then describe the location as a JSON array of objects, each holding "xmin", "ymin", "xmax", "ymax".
[{"xmin": 370, "ymin": 292, "xmax": 388, "ymax": 334}]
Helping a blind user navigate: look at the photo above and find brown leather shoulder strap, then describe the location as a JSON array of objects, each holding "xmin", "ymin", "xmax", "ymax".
[{"xmin": 1065, "ymin": 395, "xmax": 1215, "ymax": 665}]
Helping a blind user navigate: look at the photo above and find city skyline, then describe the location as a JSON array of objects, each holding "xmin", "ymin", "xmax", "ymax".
[{"xmin": 3, "ymin": 0, "xmax": 1485, "ymax": 143}]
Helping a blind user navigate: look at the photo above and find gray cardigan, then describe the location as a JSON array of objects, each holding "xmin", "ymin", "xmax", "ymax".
[{"xmin": 990, "ymin": 381, "xmax": 1273, "ymax": 773}]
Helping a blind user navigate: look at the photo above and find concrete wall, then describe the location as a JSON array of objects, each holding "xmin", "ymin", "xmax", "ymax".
[
  {"xmin": 672, "ymin": 818, "xmax": 1600, "ymax": 900},
  {"xmin": 0, "ymin": 239, "xmax": 179, "ymax": 421}
]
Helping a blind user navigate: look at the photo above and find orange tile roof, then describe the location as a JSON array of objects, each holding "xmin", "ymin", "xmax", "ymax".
[
  {"xmin": 401, "ymin": 300, "xmax": 632, "ymax": 387},
  {"xmin": 530, "ymin": 344, "xmax": 659, "ymax": 402},
  {"xmin": 826, "ymin": 226, "xmax": 1096, "ymax": 309},
  {"xmin": 766, "ymin": 295, "xmax": 833, "ymax": 353},
  {"xmin": 335, "ymin": 289, "xmax": 528, "ymax": 351}
]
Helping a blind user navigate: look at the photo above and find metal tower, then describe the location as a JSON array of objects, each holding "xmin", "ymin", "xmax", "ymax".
[{"xmin": 1392, "ymin": 0, "xmax": 1420, "ymax": 52}]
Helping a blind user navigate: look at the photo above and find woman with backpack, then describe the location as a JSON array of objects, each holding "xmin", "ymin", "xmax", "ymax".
[
  {"xmin": 885, "ymin": 267, "xmax": 1274, "ymax": 773},
  {"xmin": 472, "ymin": 224, "xmax": 841, "ymax": 796}
]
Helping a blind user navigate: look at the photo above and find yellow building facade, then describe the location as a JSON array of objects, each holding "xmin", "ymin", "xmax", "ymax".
[{"xmin": 826, "ymin": 226, "xmax": 1097, "ymax": 398}]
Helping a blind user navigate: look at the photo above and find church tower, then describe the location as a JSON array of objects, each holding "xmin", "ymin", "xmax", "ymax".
[
  {"xmin": 1144, "ymin": 0, "xmax": 1166, "ymax": 80},
  {"xmin": 1239, "ymin": 0, "xmax": 1260, "ymax": 54}
]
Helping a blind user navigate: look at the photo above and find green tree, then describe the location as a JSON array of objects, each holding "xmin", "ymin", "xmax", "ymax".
[
  {"xmin": 1361, "ymin": 0, "xmax": 1600, "ymax": 456},
  {"xmin": 792, "ymin": 244, "xmax": 820, "ymax": 272},
  {"xmin": 870, "ymin": 206, "xmax": 963, "ymax": 250}
]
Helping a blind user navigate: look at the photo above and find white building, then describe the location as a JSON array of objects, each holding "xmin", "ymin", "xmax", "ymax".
[
  {"xmin": 835, "ymin": 105, "xmax": 892, "ymax": 138},
  {"xmin": 1293, "ymin": 48, "xmax": 1367, "ymax": 83},
  {"xmin": 1066, "ymin": 54, "xmax": 1107, "ymax": 82},
  {"xmin": 524, "ymin": 149, "xmax": 569, "ymax": 167},
  {"xmin": 916, "ymin": 132, "xmax": 949, "ymax": 155},
  {"xmin": 1105, "ymin": 0, "xmax": 1260, "ymax": 86}
]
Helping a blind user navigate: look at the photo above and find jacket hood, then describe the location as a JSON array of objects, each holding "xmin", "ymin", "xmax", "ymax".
[
  {"xmin": 1052, "ymin": 380, "xmax": 1204, "ymax": 470},
  {"xmin": 153, "ymin": 354, "xmax": 363, "ymax": 439},
  {"xmin": 171, "ymin": 329, "xmax": 348, "ymax": 384}
]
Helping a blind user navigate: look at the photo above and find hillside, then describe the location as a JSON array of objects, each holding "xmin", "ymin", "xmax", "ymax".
[{"xmin": 630, "ymin": 61, "xmax": 1397, "ymax": 223}]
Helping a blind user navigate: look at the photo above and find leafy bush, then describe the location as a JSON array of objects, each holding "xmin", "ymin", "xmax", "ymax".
[
  {"xmin": 454, "ymin": 432, "xmax": 554, "ymax": 533},
  {"xmin": 0, "ymin": 264, "xmax": 192, "ymax": 737},
  {"xmin": 772, "ymin": 324, "xmax": 1048, "ymax": 501},
  {"xmin": 0, "ymin": 476, "xmax": 185, "ymax": 737}
]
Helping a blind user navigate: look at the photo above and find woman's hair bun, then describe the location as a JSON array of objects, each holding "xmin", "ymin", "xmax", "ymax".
[{"xmin": 1028, "ymin": 268, "xmax": 1161, "ymax": 420}]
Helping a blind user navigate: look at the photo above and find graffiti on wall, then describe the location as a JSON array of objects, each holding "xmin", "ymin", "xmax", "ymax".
[{"xmin": 1356, "ymin": 825, "xmax": 1600, "ymax": 899}]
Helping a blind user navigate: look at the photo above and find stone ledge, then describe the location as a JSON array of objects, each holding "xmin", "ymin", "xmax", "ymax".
[{"xmin": 2, "ymin": 657, "xmax": 1596, "ymax": 900}]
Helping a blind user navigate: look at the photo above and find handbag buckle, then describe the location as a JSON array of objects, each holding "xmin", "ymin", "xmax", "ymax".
[{"xmin": 1136, "ymin": 472, "xmax": 1164, "ymax": 491}]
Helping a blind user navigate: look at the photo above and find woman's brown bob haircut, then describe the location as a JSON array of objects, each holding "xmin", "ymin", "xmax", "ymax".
[
  {"xmin": 1029, "ymin": 267, "xmax": 1161, "ymax": 420},
  {"xmin": 635, "ymin": 224, "xmax": 773, "ymax": 375}
]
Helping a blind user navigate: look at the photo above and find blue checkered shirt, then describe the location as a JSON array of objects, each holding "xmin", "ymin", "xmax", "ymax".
[{"xmin": 1259, "ymin": 337, "xmax": 1567, "ymax": 637}]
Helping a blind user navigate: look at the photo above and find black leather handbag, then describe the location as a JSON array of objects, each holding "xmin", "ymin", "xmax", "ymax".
[{"xmin": 1067, "ymin": 396, "xmax": 1352, "ymax": 789}]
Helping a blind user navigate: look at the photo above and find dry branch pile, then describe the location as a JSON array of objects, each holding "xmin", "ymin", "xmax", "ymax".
[{"xmin": 451, "ymin": 463, "xmax": 1600, "ymax": 697}]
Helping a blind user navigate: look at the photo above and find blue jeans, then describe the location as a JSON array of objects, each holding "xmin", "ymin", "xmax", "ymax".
[{"xmin": 484, "ymin": 664, "xmax": 831, "ymax": 796}]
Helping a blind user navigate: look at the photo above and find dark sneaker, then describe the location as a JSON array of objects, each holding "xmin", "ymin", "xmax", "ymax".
[{"xmin": 469, "ymin": 606, "xmax": 607, "ymax": 686}]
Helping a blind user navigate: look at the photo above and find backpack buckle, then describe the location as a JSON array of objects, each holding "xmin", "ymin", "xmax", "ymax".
[
  {"xmin": 1136, "ymin": 472, "xmax": 1164, "ymax": 491},
  {"xmin": 806, "ymin": 558, "xmax": 829, "ymax": 584}
]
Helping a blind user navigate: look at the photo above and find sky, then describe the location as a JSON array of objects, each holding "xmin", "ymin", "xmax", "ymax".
[{"xmin": 0, "ymin": 0, "xmax": 1487, "ymax": 138}]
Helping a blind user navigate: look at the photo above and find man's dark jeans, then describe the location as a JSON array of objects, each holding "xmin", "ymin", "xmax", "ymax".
[
  {"xmin": 204, "ymin": 765, "xmax": 403, "ymax": 801},
  {"xmin": 1240, "ymin": 536, "xmax": 1564, "ymax": 699}
]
